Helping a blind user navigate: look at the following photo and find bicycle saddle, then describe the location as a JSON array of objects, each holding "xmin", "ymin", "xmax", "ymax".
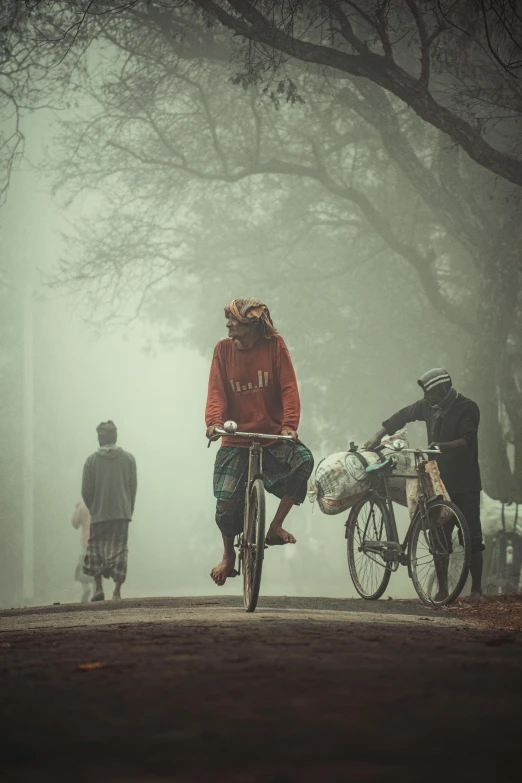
[{"xmin": 366, "ymin": 457, "xmax": 395, "ymax": 474}]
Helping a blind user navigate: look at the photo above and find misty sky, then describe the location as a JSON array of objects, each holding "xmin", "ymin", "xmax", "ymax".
[
  {"xmin": 2, "ymin": 98, "xmax": 503, "ymax": 608},
  {"xmin": 2, "ymin": 110, "xmax": 412, "ymax": 606}
]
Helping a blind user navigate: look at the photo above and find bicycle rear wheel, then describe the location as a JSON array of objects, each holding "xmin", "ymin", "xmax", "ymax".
[
  {"xmin": 484, "ymin": 537, "xmax": 503, "ymax": 595},
  {"xmin": 346, "ymin": 495, "xmax": 392, "ymax": 600},
  {"xmin": 243, "ymin": 478, "xmax": 266, "ymax": 613},
  {"xmin": 409, "ymin": 499, "xmax": 470, "ymax": 607}
]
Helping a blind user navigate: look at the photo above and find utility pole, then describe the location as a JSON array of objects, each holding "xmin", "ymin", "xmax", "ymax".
[{"xmin": 22, "ymin": 278, "xmax": 34, "ymax": 602}]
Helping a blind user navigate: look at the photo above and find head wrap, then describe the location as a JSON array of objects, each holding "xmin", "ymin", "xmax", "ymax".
[{"xmin": 225, "ymin": 298, "xmax": 277, "ymax": 339}]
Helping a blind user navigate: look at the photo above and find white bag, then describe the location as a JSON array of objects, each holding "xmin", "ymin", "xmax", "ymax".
[
  {"xmin": 379, "ymin": 432, "xmax": 415, "ymax": 507},
  {"xmin": 309, "ymin": 449, "xmax": 382, "ymax": 515},
  {"xmin": 309, "ymin": 430, "xmax": 413, "ymax": 515}
]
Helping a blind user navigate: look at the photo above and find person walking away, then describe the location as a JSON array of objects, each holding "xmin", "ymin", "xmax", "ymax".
[
  {"xmin": 365, "ymin": 368, "xmax": 484, "ymax": 602},
  {"xmin": 82, "ymin": 421, "xmax": 137, "ymax": 601},
  {"xmin": 71, "ymin": 500, "xmax": 94, "ymax": 602},
  {"xmin": 206, "ymin": 297, "xmax": 314, "ymax": 586}
]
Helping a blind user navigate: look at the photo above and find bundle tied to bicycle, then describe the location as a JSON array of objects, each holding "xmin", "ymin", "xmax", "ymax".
[{"xmin": 308, "ymin": 430, "xmax": 452, "ymax": 524}]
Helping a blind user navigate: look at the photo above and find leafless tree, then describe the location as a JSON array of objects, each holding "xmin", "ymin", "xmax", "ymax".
[
  {"xmin": 45, "ymin": 10, "xmax": 521, "ymax": 499},
  {"xmin": 5, "ymin": 2, "xmax": 522, "ymax": 181}
]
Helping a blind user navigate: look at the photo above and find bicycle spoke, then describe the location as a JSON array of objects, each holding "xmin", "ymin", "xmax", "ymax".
[
  {"xmin": 347, "ymin": 496, "xmax": 391, "ymax": 600},
  {"xmin": 243, "ymin": 478, "xmax": 265, "ymax": 612},
  {"xmin": 410, "ymin": 501, "xmax": 470, "ymax": 606}
]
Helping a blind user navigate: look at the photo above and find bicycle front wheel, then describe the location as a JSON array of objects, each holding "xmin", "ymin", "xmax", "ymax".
[
  {"xmin": 243, "ymin": 478, "xmax": 266, "ymax": 613},
  {"xmin": 409, "ymin": 499, "xmax": 470, "ymax": 607},
  {"xmin": 346, "ymin": 495, "xmax": 392, "ymax": 600}
]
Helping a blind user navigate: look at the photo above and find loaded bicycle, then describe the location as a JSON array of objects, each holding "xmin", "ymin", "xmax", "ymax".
[
  {"xmin": 210, "ymin": 421, "xmax": 293, "ymax": 613},
  {"xmin": 345, "ymin": 441, "xmax": 471, "ymax": 606},
  {"xmin": 485, "ymin": 501, "xmax": 521, "ymax": 595}
]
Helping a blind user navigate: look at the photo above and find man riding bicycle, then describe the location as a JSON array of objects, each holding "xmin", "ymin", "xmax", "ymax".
[
  {"xmin": 206, "ymin": 298, "xmax": 314, "ymax": 586},
  {"xmin": 365, "ymin": 368, "xmax": 484, "ymax": 601}
]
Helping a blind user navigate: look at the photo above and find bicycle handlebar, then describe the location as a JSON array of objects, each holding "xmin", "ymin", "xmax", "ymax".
[
  {"xmin": 213, "ymin": 427, "xmax": 294, "ymax": 441},
  {"xmin": 373, "ymin": 444, "xmax": 441, "ymax": 457},
  {"xmin": 400, "ymin": 447, "xmax": 441, "ymax": 456}
]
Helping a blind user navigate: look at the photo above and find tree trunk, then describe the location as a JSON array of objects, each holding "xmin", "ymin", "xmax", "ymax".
[{"xmin": 462, "ymin": 245, "xmax": 520, "ymax": 501}]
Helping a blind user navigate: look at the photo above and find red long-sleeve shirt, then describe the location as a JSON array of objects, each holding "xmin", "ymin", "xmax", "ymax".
[{"xmin": 205, "ymin": 334, "xmax": 301, "ymax": 448}]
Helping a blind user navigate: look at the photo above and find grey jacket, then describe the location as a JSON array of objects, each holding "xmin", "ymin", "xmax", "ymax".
[{"xmin": 81, "ymin": 447, "xmax": 137, "ymax": 524}]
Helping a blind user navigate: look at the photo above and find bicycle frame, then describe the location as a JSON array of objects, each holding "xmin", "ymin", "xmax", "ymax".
[
  {"xmin": 240, "ymin": 439, "xmax": 264, "ymax": 568},
  {"xmin": 359, "ymin": 450, "xmax": 441, "ymax": 573},
  {"xmin": 501, "ymin": 501, "xmax": 520, "ymax": 534},
  {"xmin": 212, "ymin": 425, "xmax": 293, "ymax": 575},
  {"xmin": 486, "ymin": 502, "xmax": 521, "ymax": 595}
]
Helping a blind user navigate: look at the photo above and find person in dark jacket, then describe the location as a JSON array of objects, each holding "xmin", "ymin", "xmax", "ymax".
[
  {"xmin": 365, "ymin": 368, "xmax": 484, "ymax": 600},
  {"xmin": 82, "ymin": 421, "xmax": 137, "ymax": 602}
]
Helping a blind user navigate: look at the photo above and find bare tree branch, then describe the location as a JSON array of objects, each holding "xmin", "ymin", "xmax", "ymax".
[
  {"xmin": 190, "ymin": 0, "xmax": 522, "ymax": 186},
  {"xmin": 405, "ymin": 0, "xmax": 430, "ymax": 86}
]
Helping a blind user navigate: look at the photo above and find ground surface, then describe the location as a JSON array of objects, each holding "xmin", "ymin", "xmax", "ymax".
[
  {"xmin": 1, "ymin": 595, "xmax": 521, "ymax": 782},
  {"xmin": 449, "ymin": 593, "xmax": 522, "ymax": 633}
]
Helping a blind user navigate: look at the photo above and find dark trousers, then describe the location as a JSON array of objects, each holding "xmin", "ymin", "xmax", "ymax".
[{"xmin": 450, "ymin": 492, "xmax": 484, "ymax": 555}]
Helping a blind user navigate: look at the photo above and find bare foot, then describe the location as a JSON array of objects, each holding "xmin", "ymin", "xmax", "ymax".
[
  {"xmin": 433, "ymin": 590, "xmax": 449, "ymax": 603},
  {"xmin": 210, "ymin": 556, "xmax": 236, "ymax": 586},
  {"xmin": 266, "ymin": 526, "xmax": 296, "ymax": 544},
  {"xmin": 112, "ymin": 593, "xmax": 122, "ymax": 601}
]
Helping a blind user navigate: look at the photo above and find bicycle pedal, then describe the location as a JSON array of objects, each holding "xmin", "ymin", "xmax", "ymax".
[{"xmin": 228, "ymin": 569, "xmax": 239, "ymax": 578}]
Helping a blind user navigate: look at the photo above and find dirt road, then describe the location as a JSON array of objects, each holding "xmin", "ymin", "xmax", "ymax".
[{"xmin": 1, "ymin": 596, "xmax": 520, "ymax": 782}]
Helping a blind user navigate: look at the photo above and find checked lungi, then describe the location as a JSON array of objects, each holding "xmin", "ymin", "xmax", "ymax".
[
  {"xmin": 213, "ymin": 439, "xmax": 314, "ymax": 538},
  {"xmin": 83, "ymin": 519, "xmax": 129, "ymax": 583}
]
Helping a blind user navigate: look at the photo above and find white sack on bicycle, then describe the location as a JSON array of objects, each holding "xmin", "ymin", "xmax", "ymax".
[
  {"xmin": 378, "ymin": 430, "xmax": 415, "ymax": 507},
  {"xmin": 309, "ymin": 429, "xmax": 419, "ymax": 515},
  {"xmin": 380, "ymin": 431, "xmax": 451, "ymax": 516},
  {"xmin": 308, "ymin": 451, "xmax": 376, "ymax": 515}
]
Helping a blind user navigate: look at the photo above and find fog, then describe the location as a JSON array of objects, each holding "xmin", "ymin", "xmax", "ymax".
[
  {"xmin": 0, "ymin": 114, "xmax": 419, "ymax": 607},
  {"xmin": 1, "ymin": 5, "xmax": 516, "ymax": 608}
]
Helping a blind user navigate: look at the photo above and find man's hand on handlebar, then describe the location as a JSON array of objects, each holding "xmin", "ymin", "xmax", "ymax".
[
  {"xmin": 207, "ymin": 422, "xmax": 295, "ymax": 446},
  {"xmin": 364, "ymin": 427, "xmax": 388, "ymax": 450},
  {"xmin": 428, "ymin": 439, "xmax": 467, "ymax": 453}
]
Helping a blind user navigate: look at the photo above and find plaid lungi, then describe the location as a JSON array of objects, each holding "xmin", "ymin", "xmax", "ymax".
[
  {"xmin": 213, "ymin": 440, "xmax": 314, "ymax": 538},
  {"xmin": 83, "ymin": 519, "xmax": 129, "ymax": 583}
]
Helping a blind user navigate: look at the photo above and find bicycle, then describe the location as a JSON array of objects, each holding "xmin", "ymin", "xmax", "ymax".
[
  {"xmin": 485, "ymin": 501, "xmax": 521, "ymax": 596},
  {"xmin": 210, "ymin": 421, "xmax": 294, "ymax": 613},
  {"xmin": 345, "ymin": 441, "xmax": 471, "ymax": 606}
]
